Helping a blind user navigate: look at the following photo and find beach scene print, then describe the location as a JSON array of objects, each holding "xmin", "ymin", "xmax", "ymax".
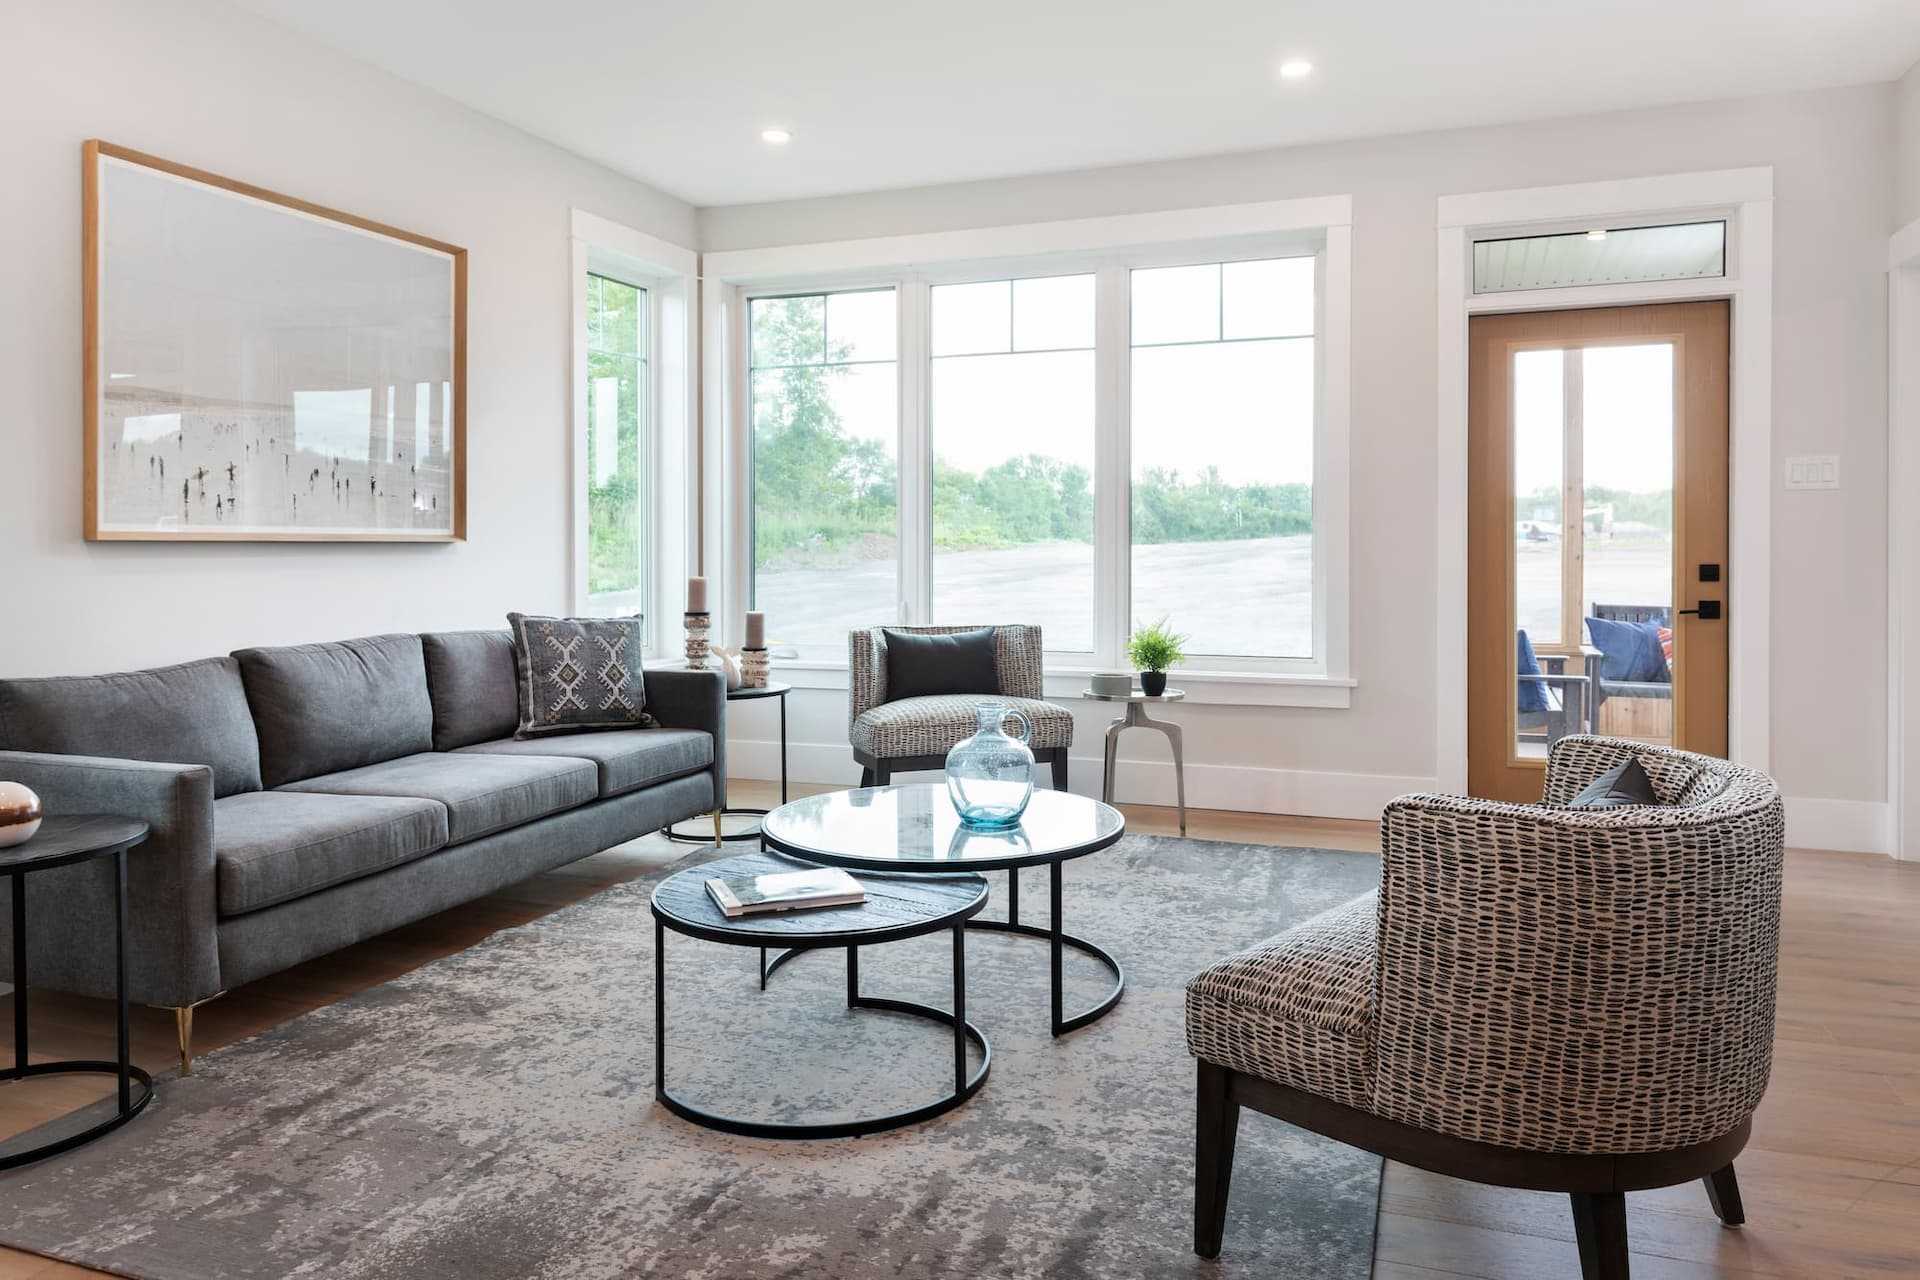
[{"xmin": 93, "ymin": 150, "xmax": 458, "ymax": 539}]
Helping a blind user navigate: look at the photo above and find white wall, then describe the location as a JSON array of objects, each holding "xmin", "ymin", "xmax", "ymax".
[
  {"xmin": 0, "ymin": 0, "xmax": 695, "ymax": 677},
  {"xmin": 700, "ymin": 86, "xmax": 1894, "ymax": 839},
  {"xmin": 1899, "ymin": 59, "xmax": 1920, "ymax": 229}
]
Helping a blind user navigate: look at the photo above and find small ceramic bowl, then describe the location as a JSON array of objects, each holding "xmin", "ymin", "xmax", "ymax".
[{"xmin": 1090, "ymin": 672, "xmax": 1135, "ymax": 697}]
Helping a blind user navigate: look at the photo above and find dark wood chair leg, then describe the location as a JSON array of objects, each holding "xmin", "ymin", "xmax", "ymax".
[
  {"xmin": 1702, "ymin": 1163, "xmax": 1745, "ymax": 1226},
  {"xmin": 1050, "ymin": 751, "xmax": 1068, "ymax": 791},
  {"xmin": 858, "ymin": 766, "xmax": 875, "ymax": 788},
  {"xmin": 1194, "ymin": 1060, "xmax": 1240, "ymax": 1259},
  {"xmin": 873, "ymin": 762, "xmax": 891, "ymax": 786},
  {"xmin": 1569, "ymin": 1191, "xmax": 1630, "ymax": 1280}
]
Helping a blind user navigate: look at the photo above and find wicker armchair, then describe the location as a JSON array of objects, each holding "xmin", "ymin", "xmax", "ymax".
[
  {"xmin": 1185, "ymin": 737, "xmax": 1784, "ymax": 1280},
  {"xmin": 848, "ymin": 624, "xmax": 1072, "ymax": 789}
]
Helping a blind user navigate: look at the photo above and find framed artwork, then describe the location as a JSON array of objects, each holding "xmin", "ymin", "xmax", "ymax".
[{"xmin": 82, "ymin": 141, "xmax": 467, "ymax": 541}]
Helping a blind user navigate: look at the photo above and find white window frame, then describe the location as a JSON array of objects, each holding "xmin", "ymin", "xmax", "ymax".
[
  {"xmin": 703, "ymin": 197, "xmax": 1354, "ymax": 708},
  {"xmin": 570, "ymin": 209, "xmax": 696, "ymax": 658}
]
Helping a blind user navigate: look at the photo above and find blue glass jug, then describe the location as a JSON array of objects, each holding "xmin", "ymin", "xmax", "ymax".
[{"xmin": 944, "ymin": 704, "xmax": 1035, "ymax": 829}]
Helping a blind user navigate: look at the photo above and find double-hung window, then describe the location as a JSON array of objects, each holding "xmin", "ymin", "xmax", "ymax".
[{"xmin": 720, "ymin": 199, "xmax": 1351, "ymax": 702}]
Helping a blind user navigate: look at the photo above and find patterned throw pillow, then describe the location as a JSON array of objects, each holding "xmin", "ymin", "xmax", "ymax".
[{"xmin": 506, "ymin": 613, "xmax": 655, "ymax": 738}]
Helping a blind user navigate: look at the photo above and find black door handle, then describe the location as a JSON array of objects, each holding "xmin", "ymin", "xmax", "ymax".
[{"xmin": 1677, "ymin": 601, "xmax": 1722, "ymax": 620}]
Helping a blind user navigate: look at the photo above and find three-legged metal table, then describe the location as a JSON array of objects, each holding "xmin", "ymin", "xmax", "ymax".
[{"xmin": 1085, "ymin": 687, "xmax": 1188, "ymax": 835}]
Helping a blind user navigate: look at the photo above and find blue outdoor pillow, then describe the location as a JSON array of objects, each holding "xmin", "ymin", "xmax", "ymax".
[
  {"xmin": 1516, "ymin": 629, "xmax": 1550, "ymax": 714},
  {"xmin": 1585, "ymin": 615, "xmax": 1670, "ymax": 683}
]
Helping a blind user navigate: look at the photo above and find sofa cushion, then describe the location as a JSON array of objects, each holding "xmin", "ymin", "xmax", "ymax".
[
  {"xmin": 421, "ymin": 630, "xmax": 519, "ymax": 751},
  {"xmin": 279, "ymin": 752, "xmax": 597, "ymax": 845},
  {"xmin": 214, "ymin": 791, "xmax": 448, "ymax": 916},
  {"xmin": 1185, "ymin": 892, "xmax": 1378, "ymax": 1111},
  {"xmin": 851, "ymin": 695, "xmax": 1072, "ymax": 760},
  {"xmin": 235, "ymin": 634, "xmax": 434, "ymax": 787},
  {"xmin": 454, "ymin": 728, "xmax": 713, "ymax": 798},
  {"xmin": 0, "ymin": 656, "xmax": 262, "ymax": 797}
]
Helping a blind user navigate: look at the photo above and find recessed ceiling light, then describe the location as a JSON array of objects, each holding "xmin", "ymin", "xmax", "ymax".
[
  {"xmin": 1277, "ymin": 59, "xmax": 1314, "ymax": 80},
  {"xmin": 760, "ymin": 127, "xmax": 792, "ymax": 146},
  {"xmin": 1586, "ymin": 229, "xmax": 1609, "ymax": 241}
]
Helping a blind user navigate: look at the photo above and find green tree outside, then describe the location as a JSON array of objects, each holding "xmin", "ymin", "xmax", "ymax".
[
  {"xmin": 587, "ymin": 275, "xmax": 646, "ymax": 598},
  {"xmin": 750, "ymin": 295, "xmax": 1321, "ymax": 572}
]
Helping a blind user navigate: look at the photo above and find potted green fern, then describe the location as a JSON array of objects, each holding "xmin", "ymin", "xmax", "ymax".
[{"xmin": 1126, "ymin": 617, "xmax": 1187, "ymax": 697}]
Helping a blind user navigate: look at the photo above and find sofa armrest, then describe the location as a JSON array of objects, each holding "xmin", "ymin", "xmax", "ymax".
[
  {"xmin": 643, "ymin": 669, "xmax": 727, "ymax": 809},
  {"xmin": 0, "ymin": 750, "xmax": 219, "ymax": 1007}
]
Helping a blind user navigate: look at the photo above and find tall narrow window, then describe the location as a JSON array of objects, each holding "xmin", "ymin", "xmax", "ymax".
[
  {"xmin": 748, "ymin": 288, "xmax": 899, "ymax": 661},
  {"xmin": 585, "ymin": 273, "xmax": 648, "ymax": 616},
  {"xmin": 1130, "ymin": 257, "xmax": 1316, "ymax": 658},
  {"xmin": 930, "ymin": 274, "xmax": 1095, "ymax": 648}
]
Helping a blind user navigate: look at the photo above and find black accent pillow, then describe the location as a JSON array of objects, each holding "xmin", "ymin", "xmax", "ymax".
[
  {"xmin": 1567, "ymin": 757, "xmax": 1660, "ymax": 809},
  {"xmin": 882, "ymin": 628, "xmax": 1000, "ymax": 702},
  {"xmin": 507, "ymin": 613, "xmax": 655, "ymax": 737}
]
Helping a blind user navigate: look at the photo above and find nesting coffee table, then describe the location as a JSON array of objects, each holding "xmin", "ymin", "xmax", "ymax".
[
  {"xmin": 758, "ymin": 785, "xmax": 1127, "ymax": 1037},
  {"xmin": 650, "ymin": 851, "xmax": 990, "ymax": 1139}
]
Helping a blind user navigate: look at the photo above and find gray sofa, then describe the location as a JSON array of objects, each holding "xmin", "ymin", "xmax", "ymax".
[{"xmin": 0, "ymin": 631, "xmax": 725, "ymax": 1071}]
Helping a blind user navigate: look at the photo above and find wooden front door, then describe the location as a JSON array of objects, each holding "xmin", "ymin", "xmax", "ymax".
[{"xmin": 1468, "ymin": 302, "xmax": 1730, "ymax": 802}]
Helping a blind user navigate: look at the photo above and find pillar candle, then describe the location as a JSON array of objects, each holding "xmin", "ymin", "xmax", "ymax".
[
  {"xmin": 744, "ymin": 611, "xmax": 766, "ymax": 649},
  {"xmin": 686, "ymin": 576, "xmax": 707, "ymax": 613}
]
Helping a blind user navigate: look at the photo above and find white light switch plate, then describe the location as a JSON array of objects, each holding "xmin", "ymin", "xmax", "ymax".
[{"xmin": 1785, "ymin": 454, "xmax": 1840, "ymax": 490}]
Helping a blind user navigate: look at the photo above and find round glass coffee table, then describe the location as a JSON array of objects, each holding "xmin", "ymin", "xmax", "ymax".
[
  {"xmin": 759, "ymin": 785, "xmax": 1126, "ymax": 1037},
  {"xmin": 650, "ymin": 851, "xmax": 991, "ymax": 1139}
]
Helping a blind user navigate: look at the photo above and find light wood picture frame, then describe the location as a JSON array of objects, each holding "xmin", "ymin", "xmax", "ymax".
[{"xmin": 83, "ymin": 140, "xmax": 468, "ymax": 542}]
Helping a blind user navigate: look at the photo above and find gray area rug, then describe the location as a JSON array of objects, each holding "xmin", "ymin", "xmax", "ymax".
[{"xmin": 0, "ymin": 834, "xmax": 1383, "ymax": 1279}]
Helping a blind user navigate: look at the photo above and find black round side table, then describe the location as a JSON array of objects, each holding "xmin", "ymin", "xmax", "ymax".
[
  {"xmin": 651, "ymin": 851, "xmax": 990, "ymax": 1139},
  {"xmin": 1, "ymin": 815, "xmax": 155, "ymax": 1170},
  {"xmin": 666, "ymin": 681, "xmax": 791, "ymax": 844}
]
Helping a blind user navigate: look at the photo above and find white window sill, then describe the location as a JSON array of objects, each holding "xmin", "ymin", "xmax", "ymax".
[{"xmin": 722, "ymin": 660, "xmax": 1354, "ymax": 708}]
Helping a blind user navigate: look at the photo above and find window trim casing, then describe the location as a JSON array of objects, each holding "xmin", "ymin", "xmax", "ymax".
[
  {"xmin": 569, "ymin": 209, "xmax": 696, "ymax": 658},
  {"xmin": 704, "ymin": 197, "xmax": 1353, "ymax": 707}
]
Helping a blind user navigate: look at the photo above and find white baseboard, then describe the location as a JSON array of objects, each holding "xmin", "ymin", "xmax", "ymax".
[
  {"xmin": 1784, "ymin": 796, "xmax": 1891, "ymax": 855},
  {"xmin": 730, "ymin": 737, "xmax": 1896, "ymax": 853},
  {"xmin": 725, "ymin": 736, "xmax": 1437, "ymax": 823}
]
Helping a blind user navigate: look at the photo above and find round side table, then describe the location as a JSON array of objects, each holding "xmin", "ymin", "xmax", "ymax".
[
  {"xmin": 1, "ymin": 815, "xmax": 156, "ymax": 1170},
  {"xmin": 667, "ymin": 681, "xmax": 791, "ymax": 845},
  {"xmin": 1082, "ymin": 687, "xmax": 1188, "ymax": 835},
  {"xmin": 651, "ymin": 850, "xmax": 990, "ymax": 1138}
]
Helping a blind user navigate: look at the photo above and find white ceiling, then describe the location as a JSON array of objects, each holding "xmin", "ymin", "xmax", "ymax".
[{"xmin": 231, "ymin": 0, "xmax": 1920, "ymax": 208}]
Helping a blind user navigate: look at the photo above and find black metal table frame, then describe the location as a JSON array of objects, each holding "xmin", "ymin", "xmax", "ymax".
[
  {"xmin": 666, "ymin": 682, "xmax": 790, "ymax": 845},
  {"xmin": 757, "ymin": 836, "xmax": 1126, "ymax": 1039},
  {"xmin": 2, "ymin": 831, "xmax": 156, "ymax": 1171},
  {"xmin": 652, "ymin": 889, "xmax": 990, "ymax": 1140}
]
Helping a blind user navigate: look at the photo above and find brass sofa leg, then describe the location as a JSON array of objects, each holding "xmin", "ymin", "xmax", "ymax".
[
  {"xmin": 713, "ymin": 809, "xmax": 724, "ymax": 849},
  {"xmin": 174, "ymin": 1005, "xmax": 194, "ymax": 1076}
]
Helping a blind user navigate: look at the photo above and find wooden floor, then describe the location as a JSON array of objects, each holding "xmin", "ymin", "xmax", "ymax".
[{"xmin": 2, "ymin": 781, "xmax": 1916, "ymax": 1279}]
